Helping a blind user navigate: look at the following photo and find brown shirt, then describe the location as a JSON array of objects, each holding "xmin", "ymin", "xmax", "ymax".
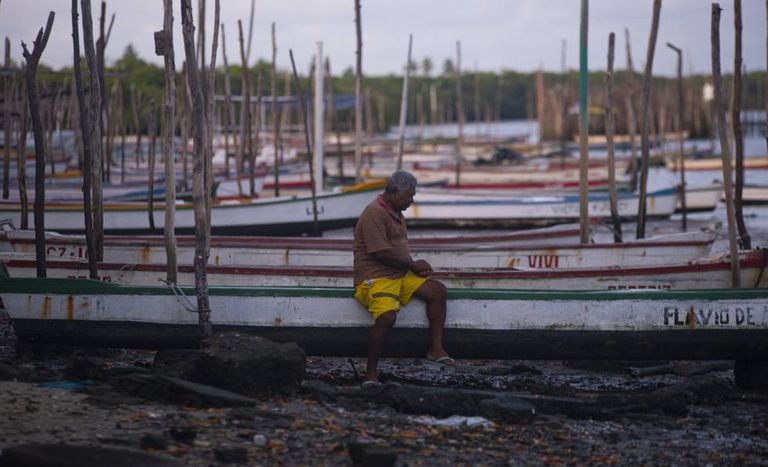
[{"xmin": 353, "ymin": 195, "xmax": 412, "ymax": 285}]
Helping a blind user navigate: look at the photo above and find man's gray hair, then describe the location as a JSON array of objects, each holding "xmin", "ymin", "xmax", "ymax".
[{"xmin": 385, "ymin": 170, "xmax": 417, "ymax": 193}]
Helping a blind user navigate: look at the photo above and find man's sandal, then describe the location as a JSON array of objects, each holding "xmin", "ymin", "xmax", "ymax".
[{"xmin": 424, "ymin": 355, "xmax": 457, "ymax": 368}]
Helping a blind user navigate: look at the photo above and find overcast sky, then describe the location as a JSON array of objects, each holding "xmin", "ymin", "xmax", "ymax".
[{"xmin": 0, "ymin": 1, "xmax": 763, "ymax": 77}]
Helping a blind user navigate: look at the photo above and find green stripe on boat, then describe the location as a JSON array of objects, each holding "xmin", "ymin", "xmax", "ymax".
[{"xmin": 1, "ymin": 277, "xmax": 767, "ymax": 301}]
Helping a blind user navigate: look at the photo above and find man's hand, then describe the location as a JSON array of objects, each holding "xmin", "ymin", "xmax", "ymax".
[{"xmin": 411, "ymin": 259, "xmax": 434, "ymax": 277}]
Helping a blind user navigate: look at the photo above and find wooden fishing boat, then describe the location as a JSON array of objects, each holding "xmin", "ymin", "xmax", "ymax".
[
  {"xmin": 1, "ymin": 226, "xmax": 720, "ymax": 269},
  {"xmin": 0, "ymin": 183, "xmax": 380, "ymax": 236},
  {"xmin": 665, "ymin": 156, "xmax": 768, "ymax": 171},
  {"xmin": 2, "ymin": 249, "xmax": 765, "ymax": 290},
  {"xmin": 407, "ymin": 187, "xmax": 679, "ymax": 228},
  {"xmin": 1, "ymin": 277, "xmax": 766, "ymax": 359}
]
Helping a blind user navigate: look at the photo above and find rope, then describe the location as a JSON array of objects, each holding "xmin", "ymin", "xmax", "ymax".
[{"xmin": 158, "ymin": 278, "xmax": 198, "ymax": 313}]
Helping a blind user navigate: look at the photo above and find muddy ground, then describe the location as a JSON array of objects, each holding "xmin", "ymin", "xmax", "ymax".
[{"xmin": 0, "ymin": 312, "xmax": 767, "ymax": 466}]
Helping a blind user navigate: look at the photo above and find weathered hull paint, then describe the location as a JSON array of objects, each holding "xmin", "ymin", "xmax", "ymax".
[
  {"xmin": 3, "ymin": 249, "xmax": 766, "ymax": 290},
  {"xmin": 3, "ymin": 228, "xmax": 719, "ymax": 270},
  {"xmin": 406, "ymin": 187, "xmax": 679, "ymax": 227},
  {"xmin": 2, "ymin": 278, "xmax": 767, "ymax": 359}
]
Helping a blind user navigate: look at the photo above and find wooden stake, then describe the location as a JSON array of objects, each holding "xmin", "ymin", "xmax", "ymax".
[
  {"xmin": 666, "ymin": 42, "xmax": 687, "ymax": 231},
  {"xmin": 605, "ymin": 32, "xmax": 622, "ymax": 243},
  {"xmin": 353, "ymin": 0, "xmax": 363, "ymax": 182},
  {"xmin": 289, "ymin": 49, "xmax": 320, "ymax": 236},
  {"xmin": 635, "ymin": 0, "xmax": 661, "ymax": 240},
  {"xmin": 146, "ymin": 98, "xmax": 157, "ymax": 233},
  {"xmin": 271, "ymin": 22, "xmax": 281, "ymax": 196},
  {"xmin": 396, "ymin": 34, "xmax": 412, "ymax": 170},
  {"xmin": 220, "ymin": 24, "xmax": 238, "ymax": 181},
  {"xmin": 21, "ymin": 10, "xmax": 55, "ymax": 278},
  {"xmin": 578, "ymin": 0, "xmax": 590, "ymax": 244},
  {"xmin": 181, "ymin": 0, "xmax": 211, "ymax": 343},
  {"xmin": 711, "ymin": 3, "xmax": 741, "ymax": 288},
  {"xmin": 16, "ymin": 76, "xmax": 29, "ymax": 230},
  {"xmin": 732, "ymin": 0, "xmax": 750, "ymax": 249},
  {"xmin": 2, "ymin": 38, "xmax": 11, "ymax": 200},
  {"xmin": 454, "ymin": 40, "xmax": 464, "ymax": 187}
]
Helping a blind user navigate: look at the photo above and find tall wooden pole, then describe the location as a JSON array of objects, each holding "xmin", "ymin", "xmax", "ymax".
[
  {"xmin": 666, "ymin": 42, "xmax": 687, "ymax": 231},
  {"xmin": 635, "ymin": 0, "xmax": 661, "ymax": 240},
  {"xmin": 71, "ymin": 0, "xmax": 99, "ymax": 279},
  {"xmin": 16, "ymin": 77, "xmax": 30, "ymax": 230},
  {"xmin": 396, "ymin": 34, "xmax": 413, "ymax": 170},
  {"xmin": 220, "ymin": 24, "xmax": 238, "ymax": 181},
  {"xmin": 237, "ymin": 20, "xmax": 251, "ymax": 198},
  {"xmin": 21, "ymin": 11, "xmax": 55, "ymax": 278},
  {"xmin": 732, "ymin": 0, "xmax": 750, "ymax": 249},
  {"xmin": 289, "ymin": 49, "xmax": 320, "ymax": 236},
  {"xmin": 605, "ymin": 32, "xmax": 622, "ymax": 243},
  {"xmin": 2, "ymin": 39, "xmax": 10, "ymax": 200},
  {"xmin": 156, "ymin": 0, "xmax": 177, "ymax": 284},
  {"xmin": 624, "ymin": 28, "xmax": 639, "ymax": 192},
  {"xmin": 454, "ymin": 40, "xmax": 464, "ymax": 187},
  {"xmin": 711, "ymin": 3, "xmax": 741, "ymax": 288},
  {"xmin": 765, "ymin": 0, "xmax": 768, "ymax": 153},
  {"xmin": 81, "ymin": 0, "xmax": 103, "ymax": 261},
  {"xmin": 578, "ymin": 0, "xmax": 590, "ymax": 244},
  {"xmin": 181, "ymin": 0, "xmax": 212, "ymax": 342},
  {"xmin": 313, "ymin": 42, "xmax": 324, "ymax": 193},
  {"xmin": 270, "ymin": 22, "xmax": 281, "ymax": 196},
  {"xmin": 353, "ymin": 0, "xmax": 363, "ymax": 182},
  {"xmin": 145, "ymin": 99, "xmax": 157, "ymax": 233}
]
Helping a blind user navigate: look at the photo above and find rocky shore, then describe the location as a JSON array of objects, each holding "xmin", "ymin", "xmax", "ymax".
[{"xmin": 0, "ymin": 315, "xmax": 767, "ymax": 466}]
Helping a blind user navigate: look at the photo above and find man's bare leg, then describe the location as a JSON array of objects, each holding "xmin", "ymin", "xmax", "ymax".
[
  {"xmin": 414, "ymin": 279, "xmax": 451, "ymax": 361},
  {"xmin": 366, "ymin": 311, "xmax": 397, "ymax": 382}
]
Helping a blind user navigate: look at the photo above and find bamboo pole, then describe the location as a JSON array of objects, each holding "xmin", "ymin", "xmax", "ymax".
[
  {"xmin": 289, "ymin": 49, "xmax": 320, "ymax": 236},
  {"xmin": 605, "ymin": 32, "xmax": 622, "ymax": 243},
  {"xmin": 577, "ymin": 0, "xmax": 590, "ymax": 244},
  {"xmin": 353, "ymin": 0, "xmax": 363, "ymax": 182},
  {"xmin": 271, "ymin": 22, "xmax": 281, "ymax": 196},
  {"xmin": 765, "ymin": 0, "xmax": 768, "ymax": 153},
  {"xmin": 635, "ymin": 0, "xmax": 661, "ymax": 240},
  {"xmin": 396, "ymin": 34, "xmax": 413, "ymax": 170},
  {"xmin": 2, "ymin": 38, "xmax": 10, "ymax": 200},
  {"xmin": 180, "ymin": 0, "xmax": 212, "ymax": 343},
  {"xmin": 711, "ymin": 3, "xmax": 741, "ymax": 288},
  {"xmin": 732, "ymin": 0, "xmax": 750, "ymax": 249},
  {"xmin": 666, "ymin": 42, "xmax": 687, "ymax": 231},
  {"xmin": 21, "ymin": 10, "xmax": 55, "ymax": 278},
  {"xmin": 146, "ymin": 98, "xmax": 157, "ymax": 233},
  {"xmin": 454, "ymin": 40, "xmax": 464, "ymax": 187}
]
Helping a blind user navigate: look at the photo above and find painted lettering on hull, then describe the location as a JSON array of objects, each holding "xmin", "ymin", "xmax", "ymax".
[
  {"xmin": 506, "ymin": 255, "xmax": 560, "ymax": 269},
  {"xmin": 46, "ymin": 245, "xmax": 88, "ymax": 260},
  {"xmin": 662, "ymin": 306, "xmax": 758, "ymax": 327}
]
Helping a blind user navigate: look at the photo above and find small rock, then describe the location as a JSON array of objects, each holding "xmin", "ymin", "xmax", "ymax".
[
  {"xmin": 140, "ymin": 433, "xmax": 168, "ymax": 451},
  {"xmin": 252, "ymin": 434, "xmax": 268, "ymax": 447},
  {"xmin": 168, "ymin": 426, "xmax": 197, "ymax": 443},
  {"xmin": 214, "ymin": 445, "xmax": 248, "ymax": 464},
  {"xmin": 347, "ymin": 441, "xmax": 398, "ymax": 467}
]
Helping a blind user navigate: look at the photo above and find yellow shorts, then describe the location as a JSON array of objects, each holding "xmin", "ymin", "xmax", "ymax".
[{"xmin": 354, "ymin": 271, "xmax": 428, "ymax": 320}]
